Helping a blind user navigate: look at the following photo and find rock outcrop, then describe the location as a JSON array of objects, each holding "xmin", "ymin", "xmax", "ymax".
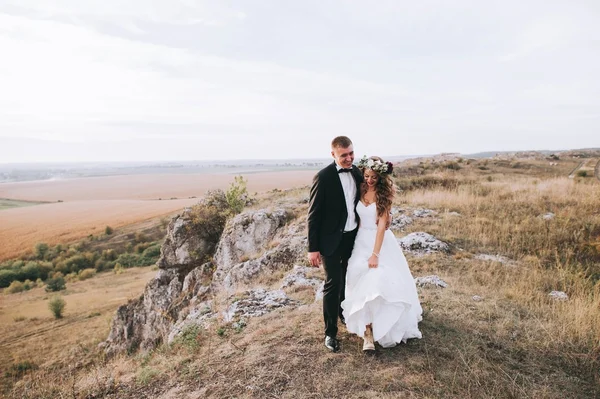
[
  {"xmin": 101, "ymin": 206, "xmax": 306, "ymax": 356},
  {"xmin": 398, "ymin": 232, "xmax": 450, "ymax": 255}
]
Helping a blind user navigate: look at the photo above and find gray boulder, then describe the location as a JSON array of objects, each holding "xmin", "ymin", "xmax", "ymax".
[{"xmin": 398, "ymin": 232, "xmax": 450, "ymax": 255}]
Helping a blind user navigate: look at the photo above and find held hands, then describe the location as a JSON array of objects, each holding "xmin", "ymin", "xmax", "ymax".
[
  {"xmin": 308, "ymin": 251, "xmax": 322, "ymax": 267},
  {"xmin": 368, "ymin": 253, "xmax": 379, "ymax": 268}
]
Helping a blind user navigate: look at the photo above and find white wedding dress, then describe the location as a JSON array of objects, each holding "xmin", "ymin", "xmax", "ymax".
[{"xmin": 341, "ymin": 201, "xmax": 423, "ymax": 348}]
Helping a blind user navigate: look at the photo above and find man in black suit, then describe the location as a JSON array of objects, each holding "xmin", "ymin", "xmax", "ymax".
[{"xmin": 307, "ymin": 136, "xmax": 363, "ymax": 352}]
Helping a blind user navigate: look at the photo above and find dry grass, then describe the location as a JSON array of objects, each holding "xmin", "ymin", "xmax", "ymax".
[{"xmin": 0, "ymin": 267, "xmax": 156, "ymax": 393}]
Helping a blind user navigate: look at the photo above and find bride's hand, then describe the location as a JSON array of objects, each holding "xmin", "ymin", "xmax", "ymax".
[{"xmin": 368, "ymin": 254, "xmax": 378, "ymax": 268}]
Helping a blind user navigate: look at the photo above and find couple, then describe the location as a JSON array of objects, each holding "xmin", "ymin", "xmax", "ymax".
[{"xmin": 307, "ymin": 136, "xmax": 422, "ymax": 353}]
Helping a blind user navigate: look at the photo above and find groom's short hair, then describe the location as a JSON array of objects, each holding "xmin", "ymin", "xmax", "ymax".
[{"xmin": 331, "ymin": 136, "xmax": 353, "ymax": 149}]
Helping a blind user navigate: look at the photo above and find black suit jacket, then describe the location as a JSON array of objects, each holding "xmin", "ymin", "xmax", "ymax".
[{"xmin": 307, "ymin": 162, "xmax": 363, "ymax": 257}]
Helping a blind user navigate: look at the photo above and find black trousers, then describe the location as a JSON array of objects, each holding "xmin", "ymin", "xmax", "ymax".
[{"xmin": 322, "ymin": 228, "xmax": 358, "ymax": 338}]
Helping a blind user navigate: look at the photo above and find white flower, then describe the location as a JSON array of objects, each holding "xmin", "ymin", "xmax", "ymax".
[{"xmin": 367, "ymin": 159, "xmax": 374, "ymax": 167}]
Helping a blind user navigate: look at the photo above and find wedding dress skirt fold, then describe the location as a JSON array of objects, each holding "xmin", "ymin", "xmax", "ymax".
[{"xmin": 341, "ymin": 202, "xmax": 422, "ymax": 348}]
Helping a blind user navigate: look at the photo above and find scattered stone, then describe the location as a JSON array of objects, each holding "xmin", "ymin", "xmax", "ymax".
[
  {"xmin": 472, "ymin": 295, "xmax": 484, "ymax": 302},
  {"xmin": 447, "ymin": 211, "xmax": 461, "ymax": 217},
  {"xmin": 281, "ymin": 265, "xmax": 324, "ymax": 301},
  {"xmin": 412, "ymin": 208, "xmax": 438, "ymax": 218},
  {"xmin": 548, "ymin": 291, "xmax": 568, "ymax": 301},
  {"xmin": 390, "ymin": 207, "xmax": 414, "ymax": 231},
  {"xmin": 414, "ymin": 275, "xmax": 448, "ymax": 288},
  {"xmin": 398, "ymin": 232, "xmax": 450, "ymax": 255},
  {"xmin": 474, "ymin": 254, "xmax": 516, "ymax": 266},
  {"xmin": 223, "ymin": 289, "xmax": 299, "ymax": 322},
  {"xmin": 542, "ymin": 212, "xmax": 555, "ymax": 221}
]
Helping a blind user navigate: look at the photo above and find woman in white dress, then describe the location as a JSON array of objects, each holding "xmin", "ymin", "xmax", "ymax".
[{"xmin": 341, "ymin": 156, "xmax": 423, "ymax": 352}]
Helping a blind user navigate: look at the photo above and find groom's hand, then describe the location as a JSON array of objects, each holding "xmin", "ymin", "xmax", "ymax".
[{"xmin": 308, "ymin": 252, "xmax": 322, "ymax": 267}]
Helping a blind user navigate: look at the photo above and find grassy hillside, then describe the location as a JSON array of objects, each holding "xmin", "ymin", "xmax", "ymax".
[{"xmin": 2, "ymin": 156, "xmax": 599, "ymax": 398}]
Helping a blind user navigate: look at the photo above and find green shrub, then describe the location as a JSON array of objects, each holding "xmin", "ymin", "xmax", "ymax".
[
  {"xmin": 21, "ymin": 262, "xmax": 42, "ymax": 281},
  {"xmin": 115, "ymin": 253, "xmax": 141, "ymax": 268},
  {"xmin": 134, "ymin": 242, "xmax": 152, "ymax": 254},
  {"xmin": 78, "ymin": 268, "xmax": 96, "ymax": 280},
  {"xmin": 142, "ymin": 244, "xmax": 161, "ymax": 258},
  {"xmin": 105, "ymin": 226, "xmax": 114, "ymax": 235},
  {"xmin": 0, "ymin": 269, "xmax": 18, "ymax": 288},
  {"xmin": 5, "ymin": 280, "xmax": 25, "ymax": 294},
  {"xmin": 34, "ymin": 242, "xmax": 49, "ymax": 260},
  {"xmin": 63, "ymin": 252, "xmax": 96, "ymax": 273},
  {"xmin": 101, "ymin": 249, "xmax": 117, "ymax": 261},
  {"xmin": 48, "ymin": 295, "xmax": 66, "ymax": 319},
  {"xmin": 22, "ymin": 279, "xmax": 33, "ymax": 291},
  {"xmin": 45, "ymin": 275, "xmax": 66, "ymax": 292},
  {"xmin": 225, "ymin": 176, "xmax": 249, "ymax": 215},
  {"xmin": 577, "ymin": 170, "xmax": 588, "ymax": 178}
]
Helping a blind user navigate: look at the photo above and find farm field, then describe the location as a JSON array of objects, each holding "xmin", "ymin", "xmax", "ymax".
[
  {"xmin": 0, "ymin": 199, "xmax": 47, "ymax": 211},
  {"xmin": 0, "ymin": 170, "xmax": 315, "ymax": 260}
]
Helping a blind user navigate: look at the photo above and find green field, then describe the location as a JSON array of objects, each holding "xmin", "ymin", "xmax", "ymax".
[{"xmin": 0, "ymin": 198, "xmax": 47, "ymax": 211}]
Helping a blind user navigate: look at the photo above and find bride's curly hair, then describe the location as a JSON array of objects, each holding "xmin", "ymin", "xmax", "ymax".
[{"xmin": 360, "ymin": 156, "xmax": 394, "ymax": 218}]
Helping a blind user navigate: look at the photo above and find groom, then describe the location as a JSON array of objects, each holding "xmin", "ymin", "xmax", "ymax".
[{"xmin": 307, "ymin": 136, "xmax": 363, "ymax": 352}]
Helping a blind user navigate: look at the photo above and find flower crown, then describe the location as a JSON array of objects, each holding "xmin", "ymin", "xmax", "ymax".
[{"xmin": 357, "ymin": 155, "xmax": 393, "ymax": 175}]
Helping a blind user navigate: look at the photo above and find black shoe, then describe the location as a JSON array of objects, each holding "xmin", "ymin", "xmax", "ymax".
[{"xmin": 325, "ymin": 336, "xmax": 340, "ymax": 353}]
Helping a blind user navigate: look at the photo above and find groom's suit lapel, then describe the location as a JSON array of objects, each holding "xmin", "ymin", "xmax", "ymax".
[{"xmin": 329, "ymin": 162, "xmax": 346, "ymax": 206}]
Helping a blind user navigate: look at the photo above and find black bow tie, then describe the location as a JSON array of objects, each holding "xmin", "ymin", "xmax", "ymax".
[{"xmin": 338, "ymin": 168, "xmax": 352, "ymax": 173}]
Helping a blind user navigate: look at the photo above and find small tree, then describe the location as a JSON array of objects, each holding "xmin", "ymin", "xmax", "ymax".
[
  {"xmin": 48, "ymin": 296, "xmax": 66, "ymax": 319},
  {"xmin": 225, "ymin": 176, "xmax": 249, "ymax": 215},
  {"xmin": 34, "ymin": 243, "xmax": 49, "ymax": 260},
  {"xmin": 105, "ymin": 226, "xmax": 114, "ymax": 235},
  {"xmin": 45, "ymin": 275, "xmax": 66, "ymax": 292}
]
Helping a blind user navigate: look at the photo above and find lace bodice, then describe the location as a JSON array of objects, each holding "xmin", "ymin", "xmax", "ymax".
[{"xmin": 357, "ymin": 201, "xmax": 378, "ymax": 230}]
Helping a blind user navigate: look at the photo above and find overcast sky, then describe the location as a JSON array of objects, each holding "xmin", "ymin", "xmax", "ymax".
[{"xmin": 1, "ymin": 1, "xmax": 599, "ymax": 163}]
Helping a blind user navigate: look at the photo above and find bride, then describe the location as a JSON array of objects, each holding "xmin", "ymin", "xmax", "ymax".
[{"xmin": 341, "ymin": 156, "xmax": 423, "ymax": 352}]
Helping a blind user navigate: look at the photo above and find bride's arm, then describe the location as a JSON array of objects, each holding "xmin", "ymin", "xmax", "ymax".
[{"xmin": 368, "ymin": 212, "xmax": 389, "ymax": 268}]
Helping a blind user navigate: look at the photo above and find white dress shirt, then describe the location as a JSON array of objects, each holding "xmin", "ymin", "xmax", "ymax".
[{"xmin": 336, "ymin": 163, "xmax": 358, "ymax": 232}]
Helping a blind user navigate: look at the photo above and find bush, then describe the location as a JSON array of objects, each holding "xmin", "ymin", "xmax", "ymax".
[
  {"xmin": 45, "ymin": 275, "xmax": 66, "ymax": 292},
  {"xmin": 134, "ymin": 242, "xmax": 152, "ymax": 254},
  {"xmin": 22, "ymin": 279, "xmax": 33, "ymax": 291},
  {"xmin": 48, "ymin": 295, "xmax": 66, "ymax": 318},
  {"xmin": 115, "ymin": 253, "xmax": 141, "ymax": 268},
  {"xmin": 142, "ymin": 244, "xmax": 161, "ymax": 258},
  {"xmin": 105, "ymin": 226, "xmax": 114, "ymax": 235},
  {"xmin": 20, "ymin": 262, "xmax": 43, "ymax": 281},
  {"xmin": 5, "ymin": 280, "xmax": 25, "ymax": 294},
  {"xmin": 78, "ymin": 268, "xmax": 96, "ymax": 280},
  {"xmin": 225, "ymin": 176, "xmax": 249, "ymax": 215},
  {"xmin": 63, "ymin": 252, "xmax": 96, "ymax": 273},
  {"xmin": 34, "ymin": 242, "xmax": 49, "ymax": 260},
  {"xmin": 101, "ymin": 249, "xmax": 117, "ymax": 261},
  {"xmin": 0, "ymin": 269, "xmax": 18, "ymax": 288},
  {"xmin": 577, "ymin": 170, "xmax": 588, "ymax": 178}
]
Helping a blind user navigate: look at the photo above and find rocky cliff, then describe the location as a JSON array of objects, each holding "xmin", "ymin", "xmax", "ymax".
[{"xmin": 100, "ymin": 205, "xmax": 310, "ymax": 355}]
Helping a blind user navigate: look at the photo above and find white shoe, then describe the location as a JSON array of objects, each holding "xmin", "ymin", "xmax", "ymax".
[{"xmin": 363, "ymin": 326, "xmax": 375, "ymax": 352}]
